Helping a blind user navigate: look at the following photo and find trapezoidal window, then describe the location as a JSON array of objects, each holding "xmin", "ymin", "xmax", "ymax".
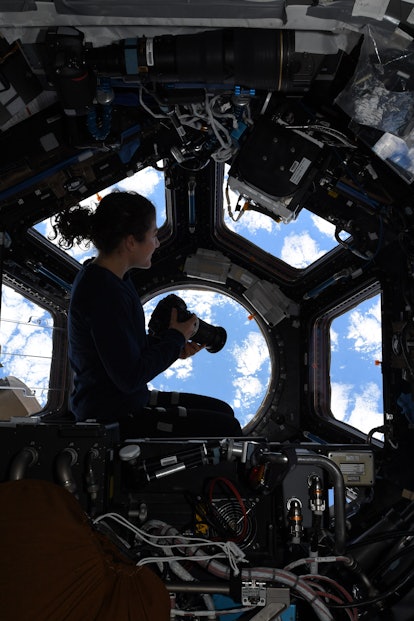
[
  {"xmin": 223, "ymin": 164, "xmax": 339, "ymax": 269},
  {"xmin": 0, "ymin": 284, "xmax": 53, "ymax": 417},
  {"xmin": 34, "ymin": 165, "xmax": 167, "ymax": 255},
  {"xmin": 311, "ymin": 284, "xmax": 384, "ymax": 441},
  {"xmin": 330, "ymin": 292, "xmax": 383, "ymax": 437}
]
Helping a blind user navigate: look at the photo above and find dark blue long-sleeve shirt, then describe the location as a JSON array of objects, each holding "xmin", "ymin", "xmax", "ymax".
[{"xmin": 68, "ymin": 263, "xmax": 185, "ymax": 422}]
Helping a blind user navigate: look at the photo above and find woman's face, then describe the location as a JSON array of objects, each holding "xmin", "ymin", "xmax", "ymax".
[{"xmin": 132, "ymin": 220, "xmax": 160, "ymax": 269}]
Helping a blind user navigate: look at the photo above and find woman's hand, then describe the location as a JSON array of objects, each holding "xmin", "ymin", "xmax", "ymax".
[
  {"xmin": 179, "ymin": 341, "xmax": 205, "ymax": 359},
  {"xmin": 169, "ymin": 307, "xmax": 199, "ymax": 341}
]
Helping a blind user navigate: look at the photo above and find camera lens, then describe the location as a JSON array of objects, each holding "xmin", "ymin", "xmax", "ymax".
[
  {"xmin": 193, "ymin": 318, "xmax": 227, "ymax": 353},
  {"xmin": 149, "ymin": 294, "xmax": 227, "ymax": 354}
]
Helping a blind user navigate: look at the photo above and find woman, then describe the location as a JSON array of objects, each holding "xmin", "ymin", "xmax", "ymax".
[{"xmin": 54, "ymin": 191, "xmax": 242, "ymax": 437}]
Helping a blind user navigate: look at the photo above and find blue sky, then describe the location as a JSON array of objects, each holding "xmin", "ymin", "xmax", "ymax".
[{"xmin": 0, "ymin": 165, "xmax": 384, "ymax": 436}]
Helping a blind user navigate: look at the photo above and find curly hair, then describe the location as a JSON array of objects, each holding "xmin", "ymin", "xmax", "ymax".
[{"xmin": 52, "ymin": 191, "xmax": 156, "ymax": 254}]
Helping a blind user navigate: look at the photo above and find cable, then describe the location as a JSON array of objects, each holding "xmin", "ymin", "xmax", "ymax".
[
  {"xmin": 370, "ymin": 541, "xmax": 414, "ymax": 581},
  {"xmin": 302, "ymin": 573, "xmax": 357, "ymax": 620},
  {"xmin": 93, "ymin": 513, "xmax": 247, "ymax": 576},
  {"xmin": 94, "ymin": 514, "xmax": 334, "ymax": 620},
  {"xmin": 240, "ymin": 567, "xmax": 334, "ymax": 621},
  {"xmin": 284, "ymin": 555, "xmax": 352, "ymax": 572},
  {"xmin": 348, "ymin": 529, "xmax": 414, "ymax": 549},
  {"xmin": 329, "ymin": 567, "xmax": 414, "ymax": 610},
  {"xmin": 204, "ymin": 93, "xmax": 236, "ymax": 162},
  {"xmin": 285, "ymin": 124, "xmax": 357, "ymax": 149},
  {"xmin": 225, "ymin": 184, "xmax": 249, "ymax": 223},
  {"xmin": 170, "ymin": 606, "xmax": 251, "ymax": 617},
  {"xmin": 174, "ymin": 93, "xmax": 237, "ymax": 162},
  {"xmin": 334, "ymin": 227, "xmax": 375, "ymax": 261},
  {"xmin": 138, "ymin": 86, "xmax": 168, "ymax": 119}
]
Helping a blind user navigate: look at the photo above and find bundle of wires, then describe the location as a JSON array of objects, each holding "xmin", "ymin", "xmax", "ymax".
[{"xmin": 94, "ymin": 513, "xmax": 347, "ymax": 621}]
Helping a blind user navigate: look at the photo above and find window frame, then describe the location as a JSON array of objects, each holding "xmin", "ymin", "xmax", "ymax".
[{"xmin": 308, "ymin": 279, "xmax": 383, "ymax": 442}]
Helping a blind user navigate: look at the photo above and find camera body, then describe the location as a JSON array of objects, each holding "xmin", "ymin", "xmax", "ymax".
[{"xmin": 148, "ymin": 294, "xmax": 227, "ymax": 353}]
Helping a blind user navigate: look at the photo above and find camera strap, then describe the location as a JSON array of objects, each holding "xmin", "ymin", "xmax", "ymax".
[
  {"xmin": 170, "ymin": 392, "xmax": 180, "ymax": 405},
  {"xmin": 148, "ymin": 390, "xmax": 181, "ymax": 406},
  {"xmin": 148, "ymin": 390, "xmax": 159, "ymax": 406}
]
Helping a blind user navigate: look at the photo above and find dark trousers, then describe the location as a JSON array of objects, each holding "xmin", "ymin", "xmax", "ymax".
[{"xmin": 118, "ymin": 390, "xmax": 243, "ymax": 438}]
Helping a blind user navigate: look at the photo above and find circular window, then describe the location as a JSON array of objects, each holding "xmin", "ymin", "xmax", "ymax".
[{"xmin": 144, "ymin": 288, "xmax": 272, "ymax": 429}]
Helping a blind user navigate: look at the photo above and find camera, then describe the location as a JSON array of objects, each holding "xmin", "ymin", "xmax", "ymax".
[{"xmin": 148, "ymin": 294, "xmax": 227, "ymax": 353}]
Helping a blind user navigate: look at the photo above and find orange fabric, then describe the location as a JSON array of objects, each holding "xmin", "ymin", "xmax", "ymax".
[{"xmin": 0, "ymin": 479, "xmax": 170, "ymax": 621}]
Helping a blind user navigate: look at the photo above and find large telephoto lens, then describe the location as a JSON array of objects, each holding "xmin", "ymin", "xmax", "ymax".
[
  {"xmin": 88, "ymin": 29, "xmax": 314, "ymax": 92},
  {"xmin": 193, "ymin": 318, "xmax": 227, "ymax": 354}
]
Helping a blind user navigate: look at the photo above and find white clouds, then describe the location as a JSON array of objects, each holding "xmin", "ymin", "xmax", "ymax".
[
  {"xmin": 163, "ymin": 357, "xmax": 194, "ymax": 381},
  {"xmin": 229, "ymin": 331, "xmax": 270, "ymax": 424},
  {"xmin": 225, "ymin": 206, "xmax": 278, "ymax": 236},
  {"xmin": 225, "ymin": 210, "xmax": 336, "ymax": 268},
  {"xmin": 39, "ymin": 217, "xmax": 55, "ymax": 241},
  {"xmin": 347, "ymin": 298, "xmax": 382, "ymax": 360},
  {"xmin": 348, "ymin": 382, "xmax": 382, "ymax": 433},
  {"xmin": 82, "ymin": 167, "xmax": 164, "ymax": 201},
  {"xmin": 233, "ymin": 376, "xmax": 264, "ymax": 426},
  {"xmin": 115, "ymin": 167, "xmax": 163, "ymax": 197},
  {"xmin": 176, "ymin": 290, "xmax": 221, "ymax": 325},
  {"xmin": 330, "ymin": 295, "xmax": 383, "ymax": 435},
  {"xmin": 332, "ymin": 380, "xmax": 383, "ymax": 436},
  {"xmin": 281, "ymin": 232, "xmax": 325, "ymax": 268},
  {"xmin": 231, "ymin": 331, "xmax": 268, "ymax": 376},
  {"xmin": 223, "ymin": 183, "xmax": 279, "ymax": 236},
  {"xmin": 331, "ymin": 382, "xmax": 354, "ymax": 422},
  {"xmin": 68, "ymin": 245, "xmax": 95, "ymax": 262},
  {"xmin": 330, "ymin": 326, "xmax": 339, "ymax": 351},
  {"xmin": 1, "ymin": 286, "xmax": 52, "ymax": 405},
  {"xmin": 310, "ymin": 214, "xmax": 336, "ymax": 239}
]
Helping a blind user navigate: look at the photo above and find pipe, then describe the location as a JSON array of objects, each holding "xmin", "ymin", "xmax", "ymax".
[
  {"xmin": 55, "ymin": 448, "xmax": 78, "ymax": 495},
  {"xmin": 9, "ymin": 446, "xmax": 38, "ymax": 480},
  {"xmin": 85, "ymin": 448, "xmax": 100, "ymax": 500},
  {"xmin": 166, "ymin": 582, "xmax": 230, "ymax": 595},
  {"xmin": 259, "ymin": 450, "xmax": 346, "ymax": 554}
]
